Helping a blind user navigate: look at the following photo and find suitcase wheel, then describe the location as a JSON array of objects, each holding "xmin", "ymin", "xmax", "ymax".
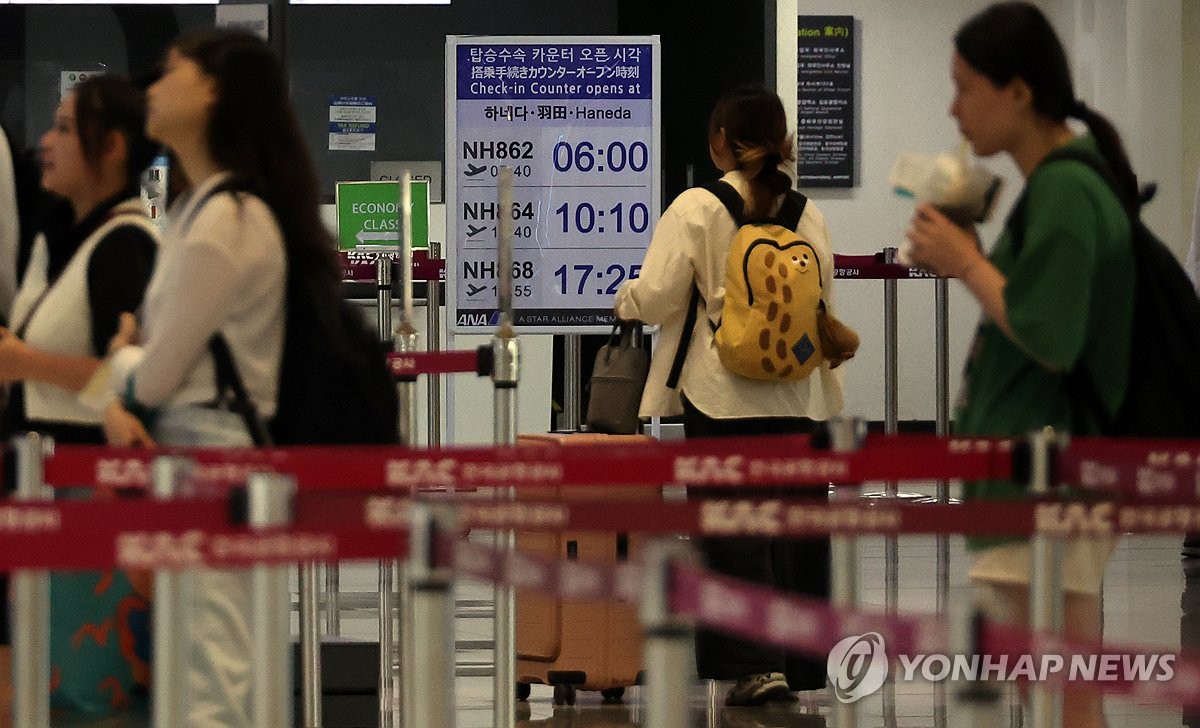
[
  {"xmin": 600, "ymin": 687, "xmax": 625, "ymax": 703},
  {"xmin": 516, "ymin": 682, "xmax": 531, "ymax": 702},
  {"xmin": 552, "ymin": 683, "xmax": 577, "ymax": 706}
]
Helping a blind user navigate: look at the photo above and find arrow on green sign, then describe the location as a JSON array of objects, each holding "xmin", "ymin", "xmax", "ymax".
[{"xmin": 335, "ymin": 179, "xmax": 430, "ymax": 251}]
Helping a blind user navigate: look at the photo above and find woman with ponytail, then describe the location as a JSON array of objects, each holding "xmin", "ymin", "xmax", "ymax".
[
  {"xmin": 614, "ymin": 85, "xmax": 843, "ymax": 705},
  {"xmin": 906, "ymin": 4, "xmax": 1135, "ymax": 725}
]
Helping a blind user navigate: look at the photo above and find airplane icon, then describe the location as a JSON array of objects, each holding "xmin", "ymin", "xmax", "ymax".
[
  {"xmin": 465, "ymin": 163, "xmax": 487, "ymax": 177},
  {"xmin": 466, "ymin": 283, "xmax": 487, "ymax": 296},
  {"xmin": 466, "ymin": 224, "xmax": 487, "ymax": 237}
]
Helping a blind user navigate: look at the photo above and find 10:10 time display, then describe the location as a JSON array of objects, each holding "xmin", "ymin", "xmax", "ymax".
[{"xmin": 555, "ymin": 201, "xmax": 650, "ymax": 234}]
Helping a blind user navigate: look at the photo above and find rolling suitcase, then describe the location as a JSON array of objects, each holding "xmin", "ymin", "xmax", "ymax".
[{"xmin": 514, "ymin": 432, "xmax": 655, "ymax": 705}]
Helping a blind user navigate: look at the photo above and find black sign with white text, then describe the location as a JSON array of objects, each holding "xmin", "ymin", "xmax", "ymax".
[{"xmin": 797, "ymin": 16, "xmax": 855, "ymax": 187}]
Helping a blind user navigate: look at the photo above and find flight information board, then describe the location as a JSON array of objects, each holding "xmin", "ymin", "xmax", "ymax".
[{"xmin": 447, "ymin": 36, "xmax": 661, "ymax": 332}]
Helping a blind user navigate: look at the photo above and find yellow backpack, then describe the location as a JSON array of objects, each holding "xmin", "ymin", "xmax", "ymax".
[
  {"xmin": 667, "ymin": 181, "xmax": 856, "ymax": 387},
  {"xmin": 715, "ymin": 184, "xmax": 826, "ymax": 379}
]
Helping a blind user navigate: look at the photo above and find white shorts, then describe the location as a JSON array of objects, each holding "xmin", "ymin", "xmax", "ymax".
[{"xmin": 967, "ymin": 537, "xmax": 1117, "ymax": 596}]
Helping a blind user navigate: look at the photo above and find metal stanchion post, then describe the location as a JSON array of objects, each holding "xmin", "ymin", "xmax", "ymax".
[
  {"xmin": 393, "ymin": 319, "xmax": 420, "ymax": 728},
  {"xmin": 395, "ymin": 170, "xmax": 419, "ymax": 728},
  {"xmin": 640, "ymin": 540, "xmax": 694, "ymax": 728},
  {"xmin": 375, "ymin": 248, "xmax": 400, "ymax": 728},
  {"xmin": 247, "ymin": 473, "xmax": 297, "ymax": 728},
  {"xmin": 882, "ymin": 247, "xmax": 900, "ymax": 611},
  {"xmin": 1027, "ymin": 427, "xmax": 1064, "ymax": 728},
  {"xmin": 11, "ymin": 433, "xmax": 52, "ymax": 728},
  {"xmin": 705, "ymin": 681, "xmax": 720, "ymax": 728},
  {"xmin": 562, "ymin": 335, "xmax": 581, "ymax": 431},
  {"xmin": 324, "ymin": 564, "xmax": 341, "ymax": 637},
  {"xmin": 826, "ymin": 416, "xmax": 865, "ymax": 728},
  {"xmin": 882, "ymin": 246, "xmax": 900, "ymax": 433},
  {"xmin": 408, "ymin": 504, "xmax": 457, "ymax": 728},
  {"xmin": 151, "ymin": 456, "xmax": 196, "ymax": 728},
  {"xmin": 378, "ymin": 551, "xmax": 396, "ymax": 728},
  {"xmin": 934, "ymin": 276, "xmax": 951, "ymax": 728},
  {"xmin": 949, "ymin": 607, "xmax": 1004, "ymax": 728},
  {"xmin": 378, "ymin": 255, "xmax": 394, "ymax": 349},
  {"xmin": 493, "ymin": 166, "xmax": 520, "ymax": 728},
  {"xmin": 427, "ymin": 241, "xmax": 444, "ymax": 448},
  {"xmin": 300, "ymin": 561, "xmax": 323, "ymax": 728},
  {"xmin": 881, "ymin": 247, "xmax": 901, "ymax": 728}
]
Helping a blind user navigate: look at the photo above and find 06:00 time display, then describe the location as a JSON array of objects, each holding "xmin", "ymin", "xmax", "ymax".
[
  {"xmin": 555, "ymin": 202, "xmax": 650, "ymax": 234},
  {"xmin": 553, "ymin": 263, "xmax": 642, "ymax": 296},
  {"xmin": 553, "ymin": 140, "xmax": 649, "ymax": 173}
]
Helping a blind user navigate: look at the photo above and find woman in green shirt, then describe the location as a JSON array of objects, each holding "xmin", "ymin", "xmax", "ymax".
[{"xmin": 905, "ymin": 3, "xmax": 1136, "ymax": 726}]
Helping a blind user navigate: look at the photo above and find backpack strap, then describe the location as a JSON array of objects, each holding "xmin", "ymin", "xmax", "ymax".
[
  {"xmin": 667, "ymin": 182, "xmax": 811, "ymax": 389},
  {"xmin": 208, "ymin": 334, "xmax": 273, "ymax": 447},
  {"xmin": 702, "ymin": 180, "xmax": 746, "ymax": 225},
  {"xmin": 177, "ymin": 179, "xmax": 272, "ymax": 446},
  {"xmin": 776, "ymin": 190, "xmax": 809, "ymax": 230},
  {"xmin": 665, "ymin": 285, "xmax": 701, "ymax": 389},
  {"xmin": 179, "ymin": 178, "xmax": 243, "ymax": 234},
  {"xmin": 1007, "ymin": 147, "xmax": 1132, "ymax": 257},
  {"xmin": 701, "ymin": 180, "xmax": 810, "ymax": 228}
]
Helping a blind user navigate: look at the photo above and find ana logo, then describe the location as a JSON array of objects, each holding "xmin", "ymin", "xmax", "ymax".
[
  {"xmin": 455, "ymin": 311, "xmax": 501, "ymax": 327},
  {"xmin": 827, "ymin": 632, "xmax": 888, "ymax": 703}
]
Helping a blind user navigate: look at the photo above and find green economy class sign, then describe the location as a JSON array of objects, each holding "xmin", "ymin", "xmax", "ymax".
[{"xmin": 335, "ymin": 180, "xmax": 430, "ymax": 251}]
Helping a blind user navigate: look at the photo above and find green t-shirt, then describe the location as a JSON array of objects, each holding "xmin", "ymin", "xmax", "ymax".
[{"xmin": 956, "ymin": 136, "xmax": 1134, "ymax": 549}]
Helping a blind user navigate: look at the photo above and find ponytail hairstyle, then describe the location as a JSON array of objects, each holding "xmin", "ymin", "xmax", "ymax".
[
  {"xmin": 707, "ymin": 85, "xmax": 795, "ymax": 219},
  {"xmin": 954, "ymin": 2, "xmax": 1139, "ymax": 207},
  {"xmin": 166, "ymin": 30, "xmax": 341, "ymax": 321}
]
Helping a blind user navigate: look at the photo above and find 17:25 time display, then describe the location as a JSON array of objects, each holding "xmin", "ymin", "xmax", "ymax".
[{"xmin": 553, "ymin": 263, "xmax": 642, "ymax": 295}]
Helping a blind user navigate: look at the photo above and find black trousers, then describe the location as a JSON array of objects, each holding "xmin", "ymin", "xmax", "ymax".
[{"xmin": 683, "ymin": 396, "xmax": 831, "ymax": 690}]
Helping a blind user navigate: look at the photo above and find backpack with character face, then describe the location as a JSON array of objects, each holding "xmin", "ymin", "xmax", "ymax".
[
  {"xmin": 665, "ymin": 181, "xmax": 859, "ymax": 388},
  {"xmin": 707, "ymin": 180, "xmax": 858, "ymax": 380}
]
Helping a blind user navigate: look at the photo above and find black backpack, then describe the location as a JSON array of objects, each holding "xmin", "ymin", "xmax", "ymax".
[
  {"xmin": 186, "ymin": 183, "xmax": 399, "ymax": 446},
  {"xmin": 1009, "ymin": 148, "xmax": 1200, "ymax": 437}
]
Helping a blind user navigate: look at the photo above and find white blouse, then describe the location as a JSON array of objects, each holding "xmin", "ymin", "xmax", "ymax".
[
  {"xmin": 111, "ymin": 173, "xmax": 286, "ymax": 418},
  {"xmin": 614, "ymin": 170, "xmax": 844, "ymax": 420}
]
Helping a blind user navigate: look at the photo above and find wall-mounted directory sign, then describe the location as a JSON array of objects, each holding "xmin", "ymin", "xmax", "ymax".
[
  {"xmin": 796, "ymin": 16, "xmax": 855, "ymax": 188},
  {"xmin": 446, "ymin": 36, "xmax": 661, "ymax": 333}
]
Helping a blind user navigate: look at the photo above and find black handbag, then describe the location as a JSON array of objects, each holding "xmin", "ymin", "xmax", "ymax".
[{"xmin": 585, "ymin": 320, "xmax": 649, "ymax": 434}]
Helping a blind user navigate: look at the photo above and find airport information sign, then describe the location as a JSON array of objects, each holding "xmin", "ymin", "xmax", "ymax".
[{"xmin": 447, "ymin": 36, "xmax": 661, "ymax": 332}]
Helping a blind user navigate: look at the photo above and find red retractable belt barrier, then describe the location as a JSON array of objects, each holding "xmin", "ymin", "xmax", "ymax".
[
  {"xmin": 388, "ymin": 349, "xmax": 487, "ymax": 377},
  {"xmin": 833, "ymin": 254, "xmax": 940, "ymax": 280},
  {"xmin": 41, "ymin": 433, "xmax": 1013, "ymax": 492},
  {"xmin": 452, "ymin": 538, "xmax": 1200, "ymax": 707},
  {"xmin": 1058, "ymin": 436, "xmax": 1200, "ymax": 500},
  {"xmin": 0, "ymin": 498, "xmax": 405, "ymax": 570},
  {"xmin": 340, "ymin": 250, "xmax": 446, "ymax": 283},
  {"xmin": 416, "ymin": 496, "xmax": 1200, "ymax": 537},
  {"xmin": 979, "ymin": 621, "xmax": 1200, "ymax": 707}
]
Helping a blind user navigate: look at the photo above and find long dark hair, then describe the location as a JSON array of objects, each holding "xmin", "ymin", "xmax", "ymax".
[
  {"xmin": 954, "ymin": 2, "xmax": 1138, "ymax": 206},
  {"xmin": 73, "ymin": 74, "xmax": 157, "ymax": 183},
  {"xmin": 708, "ymin": 86, "xmax": 795, "ymax": 219},
  {"xmin": 167, "ymin": 30, "xmax": 341, "ymax": 312}
]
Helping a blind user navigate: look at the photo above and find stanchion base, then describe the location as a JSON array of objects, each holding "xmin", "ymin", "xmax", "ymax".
[{"xmin": 290, "ymin": 639, "xmax": 382, "ymax": 727}]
